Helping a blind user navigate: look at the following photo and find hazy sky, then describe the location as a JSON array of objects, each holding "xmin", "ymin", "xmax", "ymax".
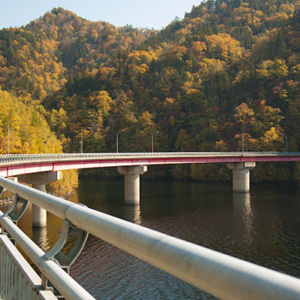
[{"xmin": 0, "ymin": 0, "xmax": 202, "ymax": 30}]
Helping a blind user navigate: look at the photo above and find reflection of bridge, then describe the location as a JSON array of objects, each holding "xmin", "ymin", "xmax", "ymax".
[{"xmin": 1, "ymin": 152, "xmax": 300, "ymax": 299}]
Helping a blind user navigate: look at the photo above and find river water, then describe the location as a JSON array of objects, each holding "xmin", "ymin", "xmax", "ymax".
[{"xmin": 18, "ymin": 179, "xmax": 300, "ymax": 299}]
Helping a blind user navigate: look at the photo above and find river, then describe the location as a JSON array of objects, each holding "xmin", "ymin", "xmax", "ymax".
[{"xmin": 17, "ymin": 179, "xmax": 300, "ymax": 299}]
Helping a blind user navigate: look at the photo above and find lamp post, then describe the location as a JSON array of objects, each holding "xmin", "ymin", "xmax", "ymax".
[
  {"xmin": 116, "ymin": 132, "xmax": 119, "ymax": 153},
  {"xmin": 79, "ymin": 127, "xmax": 92, "ymax": 153},
  {"xmin": 44, "ymin": 127, "xmax": 47, "ymax": 154},
  {"xmin": 152, "ymin": 131, "xmax": 159, "ymax": 153},
  {"xmin": 242, "ymin": 134, "xmax": 244, "ymax": 152},
  {"xmin": 80, "ymin": 129, "xmax": 83, "ymax": 153},
  {"xmin": 7, "ymin": 119, "xmax": 20, "ymax": 155},
  {"xmin": 117, "ymin": 129, "xmax": 125, "ymax": 153},
  {"xmin": 45, "ymin": 124, "xmax": 57, "ymax": 154},
  {"xmin": 285, "ymin": 135, "xmax": 288, "ymax": 152}
]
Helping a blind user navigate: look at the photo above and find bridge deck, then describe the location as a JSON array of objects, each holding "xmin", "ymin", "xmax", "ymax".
[{"xmin": 0, "ymin": 152, "xmax": 299, "ymax": 177}]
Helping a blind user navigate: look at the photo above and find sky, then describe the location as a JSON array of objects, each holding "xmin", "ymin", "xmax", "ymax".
[{"xmin": 0, "ymin": 0, "xmax": 202, "ymax": 30}]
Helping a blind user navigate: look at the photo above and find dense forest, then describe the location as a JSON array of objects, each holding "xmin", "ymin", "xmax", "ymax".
[{"xmin": 1, "ymin": 0, "xmax": 300, "ymax": 182}]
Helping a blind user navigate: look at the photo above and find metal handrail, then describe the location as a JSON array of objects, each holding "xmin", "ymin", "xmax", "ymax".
[
  {"xmin": 0, "ymin": 212, "xmax": 95, "ymax": 300},
  {"xmin": 0, "ymin": 152, "xmax": 300, "ymax": 165},
  {"xmin": 0, "ymin": 176, "xmax": 300, "ymax": 299}
]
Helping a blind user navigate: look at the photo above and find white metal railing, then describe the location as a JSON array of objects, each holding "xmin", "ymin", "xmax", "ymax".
[
  {"xmin": 0, "ymin": 234, "xmax": 57, "ymax": 300},
  {"xmin": 0, "ymin": 151, "xmax": 299, "ymax": 165},
  {"xmin": 1, "ymin": 177, "xmax": 300, "ymax": 299},
  {"xmin": 0, "ymin": 211, "xmax": 95, "ymax": 300}
]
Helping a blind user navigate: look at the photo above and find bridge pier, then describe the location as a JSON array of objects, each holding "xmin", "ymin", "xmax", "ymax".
[
  {"xmin": 227, "ymin": 162, "xmax": 256, "ymax": 193},
  {"xmin": 117, "ymin": 166, "xmax": 147, "ymax": 204},
  {"xmin": 18, "ymin": 171, "xmax": 62, "ymax": 227}
]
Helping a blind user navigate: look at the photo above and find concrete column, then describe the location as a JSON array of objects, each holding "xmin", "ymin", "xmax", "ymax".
[
  {"xmin": 227, "ymin": 162, "xmax": 256, "ymax": 193},
  {"xmin": 117, "ymin": 166, "xmax": 147, "ymax": 204},
  {"xmin": 18, "ymin": 171, "xmax": 62, "ymax": 227},
  {"xmin": 32, "ymin": 184, "xmax": 47, "ymax": 228}
]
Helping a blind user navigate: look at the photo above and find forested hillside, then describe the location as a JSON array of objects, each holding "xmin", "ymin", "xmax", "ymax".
[{"xmin": 1, "ymin": 0, "xmax": 300, "ymax": 181}]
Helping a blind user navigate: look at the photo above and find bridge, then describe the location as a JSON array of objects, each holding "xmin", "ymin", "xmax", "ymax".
[
  {"xmin": 1, "ymin": 151, "xmax": 300, "ymax": 227},
  {"xmin": 1, "ymin": 152, "xmax": 300, "ymax": 299}
]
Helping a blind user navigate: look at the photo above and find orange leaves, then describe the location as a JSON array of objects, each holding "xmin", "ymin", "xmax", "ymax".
[{"xmin": 191, "ymin": 41, "xmax": 207, "ymax": 57}]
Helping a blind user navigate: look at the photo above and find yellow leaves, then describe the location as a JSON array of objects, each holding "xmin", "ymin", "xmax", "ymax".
[
  {"xmin": 124, "ymin": 110, "xmax": 137, "ymax": 124},
  {"xmin": 98, "ymin": 67, "xmax": 116, "ymax": 80},
  {"xmin": 139, "ymin": 111, "xmax": 154, "ymax": 130},
  {"xmin": 167, "ymin": 45, "xmax": 187, "ymax": 61},
  {"xmin": 0, "ymin": 55, "xmax": 5, "ymax": 66},
  {"xmin": 263, "ymin": 127, "xmax": 278, "ymax": 141},
  {"xmin": 279, "ymin": 3, "xmax": 295, "ymax": 14},
  {"xmin": 234, "ymin": 103, "xmax": 255, "ymax": 120},
  {"xmin": 128, "ymin": 50, "xmax": 156, "ymax": 65},
  {"xmin": 214, "ymin": 140, "xmax": 229, "ymax": 152},
  {"xmin": 205, "ymin": 33, "xmax": 243, "ymax": 61},
  {"xmin": 126, "ymin": 50, "xmax": 157, "ymax": 76},
  {"xmin": 273, "ymin": 59, "xmax": 289, "ymax": 79},
  {"xmin": 90, "ymin": 91, "xmax": 114, "ymax": 116},
  {"xmin": 139, "ymin": 63, "xmax": 148, "ymax": 74},
  {"xmin": 91, "ymin": 29, "xmax": 99, "ymax": 40},
  {"xmin": 202, "ymin": 58, "xmax": 225, "ymax": 74},
  {"xmin": 191, "ymin": 41, "xmax": 207, "ymax": 57},
  {"xmin": 0, "ymin": 89, "xmax": 62, "ymax": 154},
  {"xmin": 21, "ymin": 45, "xmax": 30, "ymax": 55},
  {"xmin": 256, "ymin": 59, "xmax": 289, "ymax": 81},
  {"xmin": 49, "ymin": 170, "xmax": 78, "ymax": 196},
  {"xmin": 163, "ymin": 97, "xmax": 176, "ymax": 108},
  {"xmin": 234, "ymin": 103, "xmax": 256, "ymax": 135},
  {"xmin": 260, "ymin": 126, "xmax": 284, "ymax": 150},
  {"xmin": 231, "ymin": 5, "xmax": 263, "ymax": 26}
]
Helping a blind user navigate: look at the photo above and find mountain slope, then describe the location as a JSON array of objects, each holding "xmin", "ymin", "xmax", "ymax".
[{"xmin": 1, "ymin": 1, "xmax": 300, "ymax": 181}]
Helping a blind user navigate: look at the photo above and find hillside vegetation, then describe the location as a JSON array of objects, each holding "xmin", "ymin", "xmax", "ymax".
[{"xmin": 1, "ymin": 0, "xmax": 300, "ymax": 181}]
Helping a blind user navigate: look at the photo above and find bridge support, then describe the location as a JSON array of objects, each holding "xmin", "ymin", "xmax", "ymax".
[
  {"xmin": 227, "ymin": 162, "xmax": 256, "ymax": 193},
  {"xmin": 117, "ymin": 166, "xmax": 147, "ymax": 204},
  {"xmin": 18, "ymin": 171, "xmax": 62, "ymax": 227}
]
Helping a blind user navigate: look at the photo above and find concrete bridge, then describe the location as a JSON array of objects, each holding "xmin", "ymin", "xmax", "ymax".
[
  {"xmin": 1, "ymin": 151, "xmax": 299, "ymax": 227},
  {"xmin": 1, "ymin": 152, "xmax": 300, "ymax": 299},
  {"xmin": 1, "ymin": 151, "xmax": 299, "ymax": 200}
]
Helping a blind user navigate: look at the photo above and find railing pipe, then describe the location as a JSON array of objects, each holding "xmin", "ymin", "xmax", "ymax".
[
  {"xmin": 0, "ymin": 211, "xmax": 95, "ymax": 300},
  {"xmin": 1, "ymin": 177, "xmax": 300, "ymax": 299},
  {"xmin": 2, "ymin": 152, "xmax": 300, "ymax": 165},
  {"xmin": 66, "ymin": 205, "xmax": 300, "ymax": 300}
]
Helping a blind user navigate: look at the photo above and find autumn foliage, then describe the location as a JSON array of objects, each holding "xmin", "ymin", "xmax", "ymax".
[{"xmin": 1, "ymin": 1, "xmax": 300, "ymax": 181}]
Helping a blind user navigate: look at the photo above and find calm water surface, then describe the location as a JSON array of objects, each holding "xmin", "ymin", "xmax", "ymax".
[{"xmin": 24, "ymin": 179, "xmax": 300, "ymax": 299}]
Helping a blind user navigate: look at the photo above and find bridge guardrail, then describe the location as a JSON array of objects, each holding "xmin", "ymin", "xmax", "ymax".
[
  {"xmin": 0, "ymin": 176, "xmax": 300, "ymax": 299},
  {"xmin": 0, "ymin": 210, "xmax": 95, "ymax": 300},
  {"xmin": 0, "ymin": 151, "xmax": 299, "ymax": 165},
  {"xmin": 0, "ymin": 234, "xmax": 58, "ymax": 300}
]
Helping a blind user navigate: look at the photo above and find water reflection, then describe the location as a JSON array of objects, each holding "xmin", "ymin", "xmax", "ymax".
[
  {"xmin": 233, "ymin": 193, "xmax": 252, "ymax": 216},
  {"xmin": 232, "ymin": 193, "xmax": 254, "ymax": 247},
  {"xmin": 32, "ymin": 226, "xmax": 48, "ymax": 250},
  {"xmin": 124, "ymin": 204, "xmax": 142, "ymax": 225}
]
